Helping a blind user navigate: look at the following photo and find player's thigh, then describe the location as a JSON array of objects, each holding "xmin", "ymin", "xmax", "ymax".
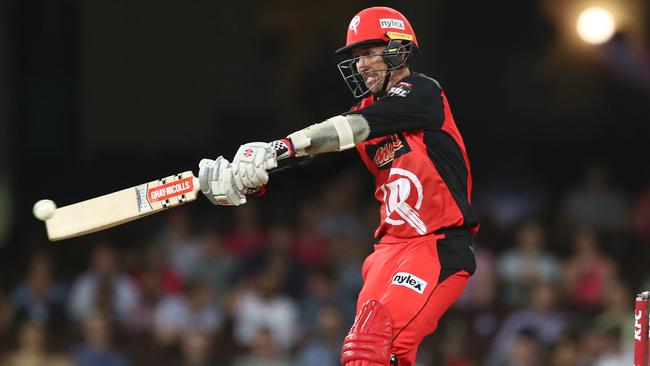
[
  {"xmin": 382, "ymin": 235, "xmax": 475, "ymax": 356},
  {"xmin": 389, "ymin": 271, "xmax": 469, "ymax": 364},
  {"xmin": 356, "ymin": 246, "xmax": 391, "ymax": 311}
]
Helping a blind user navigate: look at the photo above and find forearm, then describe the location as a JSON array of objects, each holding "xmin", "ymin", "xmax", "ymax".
[
  {"xmin": 229, "ymin": 115, "xmax": 369, "ymax": 195},
  {"xmin": 284, "ymin": 115, "xmax": 370, "ymax": 157}
]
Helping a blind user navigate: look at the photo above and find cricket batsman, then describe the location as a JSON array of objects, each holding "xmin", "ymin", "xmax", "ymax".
[{"xmin": 198, "ymin": 6, "xmax": 478, "ymax": 365}]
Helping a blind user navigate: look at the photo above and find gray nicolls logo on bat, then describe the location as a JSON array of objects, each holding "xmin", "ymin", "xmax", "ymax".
[{"xmin": 391, "ymin": 272, "xmax": 427, "ymax": 294}]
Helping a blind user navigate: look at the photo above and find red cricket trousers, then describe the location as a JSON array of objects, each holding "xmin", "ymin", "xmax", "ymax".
[{"xmin": 356, "ymin": 230, "xmax": 475, "ymax": 366}]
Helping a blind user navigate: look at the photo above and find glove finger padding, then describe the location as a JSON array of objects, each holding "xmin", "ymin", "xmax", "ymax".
[
  {"xmin": 233, "ymin": 142, "xmax": 275, "ymax": 188},
  {"xmin": 232, "ymin": 163, "xmax": 245, "ymax": 192},
  {"xmin": 265, "ymin": 156, "xmax": 278, "ymax": 170},
  {"xmin": 198, "ymin": 157, "xmax": 222, "ymax": 194},
  {"xmin": 198, "ymin": 156, "xmax": 246, "ymax": 206},
  {"xmin": 247, "ymin": 163, "xmax": 268, "ymax": 187},
  {"xmin": 239, "ymin": 164, "xmax": 256, "ymax": 188},
  {"xmin": 253, "ymin": 146, "xmax": 267, "ymax": 167},
  {"xmin": 209, "ymin": 173, "xmax": 246, "ymax": 206}
]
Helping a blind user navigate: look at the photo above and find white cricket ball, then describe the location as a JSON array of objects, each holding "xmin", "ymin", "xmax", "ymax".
[{"xmin": 33, "ymin": 199, "xmax": 57, "ymax": 221}]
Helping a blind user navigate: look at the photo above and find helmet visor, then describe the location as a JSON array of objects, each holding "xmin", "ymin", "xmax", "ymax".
[{"xmin": 336, "ymin": 43, "xmax": 412, "ymax": 98}]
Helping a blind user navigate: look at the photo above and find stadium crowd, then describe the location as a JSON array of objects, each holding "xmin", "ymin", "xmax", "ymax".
[{"xmin": 0, "ymin": 162, "xmax": 648, "ymax": 366}]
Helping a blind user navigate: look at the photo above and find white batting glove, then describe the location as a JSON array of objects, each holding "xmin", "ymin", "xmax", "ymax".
[
  {"xmin": 198, "ymin": 157, "xmax": 246, "ymax": 206},
  {"xmin": 232, "ymin": 142, "xmax": 278, "ymax": 190}
]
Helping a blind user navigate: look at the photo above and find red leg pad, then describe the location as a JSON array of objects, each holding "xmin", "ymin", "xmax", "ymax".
[{"xmin": 341, "ymin": 299, "xmax": 393, "ymax": 366}]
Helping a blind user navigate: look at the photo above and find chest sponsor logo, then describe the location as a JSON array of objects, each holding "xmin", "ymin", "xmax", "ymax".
[
  {"xmin": 392, "ymin": 272, "xmax": 427, "ymax": 294},
  {"xmin": 379, "ymin": 18, "xmax": 405, "ymax": 30},
  {"xmin": 379, "ymin": 168, "xmax": 427, "ymax": 235},
  {"xmin": 387, "ymin": 82, "xmax": 412, "ymax": 97},
  {"xmin": 365, "ymin": 134, "xmax": 411, "ymax": 169}
]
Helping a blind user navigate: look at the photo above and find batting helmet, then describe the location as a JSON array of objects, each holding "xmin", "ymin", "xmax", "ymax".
[
  {"xmin": 336, "ymin": 7, "xmax": 420, "ymax": 98},
  {"xmin": 336, "ymin": 7, "xmax": 419, "ymax": 55}
]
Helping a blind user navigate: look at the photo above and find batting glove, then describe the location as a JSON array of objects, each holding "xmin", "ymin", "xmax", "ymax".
[
  {"xmin": 198, "ymin": 157, "xmax": 246, "ymax": 206},
  {"xmin": 232, "ymin": 142, "xmax": 278, "ymax": 190}
]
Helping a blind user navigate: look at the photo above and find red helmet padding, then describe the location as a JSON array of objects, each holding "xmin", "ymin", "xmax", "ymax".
[{"xmin": 336, "ymin": 6, "xmax": 418, "ymax": 54}]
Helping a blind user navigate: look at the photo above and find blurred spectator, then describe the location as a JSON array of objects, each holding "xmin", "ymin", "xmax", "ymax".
[
  {"xmin": 500, "ymin": 328, "xmax": 543, "ymax": 366},
  {"xmin": 0, "ymin": 321, "xmax": 73, "ymax": 366},
  {"xmin": 232, "ymin": 328, "xmax": 291, "ymax": 366},
  {"xmin": 631, "ymin": 183, "xmax": 650, "ymax": 239},
  {"xmin": 124, "ymin": 267, "xmax": 164, "ymax": 334},
  {"xmin": 293, "ymin": 305, "xmax": 345, "ymax": 366},
  {"xmin": 134, "ymin": 245, "xmax": 184, "ymax": 294},
  {"xmin": 330, "ymin": 233, "xmax": 365, "ymax": 325},
  {"xmin": 125, "ymin": 244, "xmax": 183, "ymax": 334},
  {"xmin": 232, "ymin": 264, "xmax": 298, "ymax": 351},
  {"xmin": 190, "ymin": 229, "xmax": 237, "ymax": 302},
  {"xmin": 11, "ymin": 252, "xmax": 66, "ymax": 330},
  {"xmin": 153, "ymin": 280, "xmax": 221, "ymax": 345},
  {"xmin": 316, "ymin": 172, "xmax": 367, "ymax": 240},
  {"xmin": 165, "ymin": 330, "xmax": 216, "ymax": 366},
  {"xmin": 299, "ymin": 269, "xmax": 336, "ymax": 330},
  {"xmin": 497, "ymin": 220, "xmax": 559, "ymax": 306},
  {"xmin": 590, "ymin": 278, "xmax": 634, "ymax": 363},
  {"xmin": 68, "ymin": 244, "xmax": 139, "ymax": 323},
  {"xmin": 72, "ymin": 311, "xmax": 131, "ymax": 366},
  {"xmin": 223, "ymin": 202, "xmax": 266, "ymax": 257},
  {"xmin": 159, "ymin": 209, "xmax": 202, "ymax": 281},
  {"xmin": 592, "ymin": 327, "xmax": 632, "ymax": 366},
  {"xmin": 291, "ymin": 203, "xmax": 332, "ymax": 267},
  {"xmin": 560, "ymin": 163, "xmax": 628, "ymax": 232},
  {"xmin": 477, "ymin": 177, "xmax": 547, "ymax": 231},
  {"xmin": 487, "ymin": 282, "xmax": 567, "ymax": 365},
  {"xmin": 548, "ymin": 336, "xmax": 580, "ymax": 366},
  {"xmin": 434, "ymin": 326, "xmax": 475, "ymax": 366},
  {"xmin": 456, "ymin": 242, "xmax": 496, "ymax": 309},
  {"xmin": 577, "ymin": 326, "xmax": 602, "ymax": 365},
  {"xmin": 562, "ymin": 227, "xmax": 615, "ymax": 307},
  {"xmin": 0, "ymin": 289, "xmax": 12, "ymax": 332},
  {"xmin": 68, "ymin": 243, "xmax": 139, "ymax": 323},
  {"xmin": 240, "ymin": 223, "xmax": 305, "ymax": 298}
]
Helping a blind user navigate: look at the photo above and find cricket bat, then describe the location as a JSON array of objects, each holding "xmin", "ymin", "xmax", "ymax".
[{"xmin": 43, "ymin": 171, "xmax": 200, "ymax": 241}]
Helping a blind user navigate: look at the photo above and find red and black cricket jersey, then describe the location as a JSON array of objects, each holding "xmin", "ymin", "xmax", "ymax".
[
  {"xmin": 344, "ymin": 73, "xmax": 478, "ymax": 242},
  {"xmin": 268, "ymin": 73, "xmax": 478, "ymax": 242}
]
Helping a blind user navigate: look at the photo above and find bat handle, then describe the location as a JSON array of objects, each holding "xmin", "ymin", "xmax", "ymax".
[{"xmin": 192, "ymin": 176, "xmax": 201, "ymax": 193}]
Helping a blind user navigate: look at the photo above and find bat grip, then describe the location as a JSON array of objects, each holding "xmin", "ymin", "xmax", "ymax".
[{"xmin": 192, "ymin": 177, "xmax": 201, "ymax": 193}]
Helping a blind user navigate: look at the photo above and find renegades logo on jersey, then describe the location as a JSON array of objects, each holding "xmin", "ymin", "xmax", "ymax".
[{"xmin": 364, "ymin": 134, "xmax": 411, "ymax": 169}]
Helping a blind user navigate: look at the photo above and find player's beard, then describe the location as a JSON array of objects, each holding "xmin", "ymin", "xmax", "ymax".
[{"xmin": 362, "ymin": 69, "xmax": 389, "ymax": 95}]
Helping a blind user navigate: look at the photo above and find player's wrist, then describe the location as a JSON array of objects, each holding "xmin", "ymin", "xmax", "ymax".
[{"xmin": 271, "ymin": 138, "xmax": 295, "ymax": 160}]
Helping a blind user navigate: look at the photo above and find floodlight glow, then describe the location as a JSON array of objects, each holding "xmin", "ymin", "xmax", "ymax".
[{"xmin": 576, "ymin": 7, "xmax": 616, "ymax": 45}]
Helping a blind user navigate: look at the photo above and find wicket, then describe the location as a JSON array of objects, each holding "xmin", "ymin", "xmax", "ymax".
[{"xmin": 635, "ymin": 291, "xmax": 650, "ymax": 366}]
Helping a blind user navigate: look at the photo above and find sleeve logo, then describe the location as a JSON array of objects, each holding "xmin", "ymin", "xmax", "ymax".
[
  {"xmin": 387, "ymin": 82, "xmax": 412, "ymax": 97},
  {"xmin": 391, "ymin": 272, "xmax": 427, "ymax": 294}
]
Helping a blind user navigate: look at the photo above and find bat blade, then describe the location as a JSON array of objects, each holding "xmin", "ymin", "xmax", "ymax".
[{"xmin": 45, "ymin": 171, "xmax": 200, "ymax": 241}]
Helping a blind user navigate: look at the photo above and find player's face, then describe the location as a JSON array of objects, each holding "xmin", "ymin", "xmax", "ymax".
[{"xmin": 352, "ymin": 45, "xmax": 389, "ymax": 94}]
